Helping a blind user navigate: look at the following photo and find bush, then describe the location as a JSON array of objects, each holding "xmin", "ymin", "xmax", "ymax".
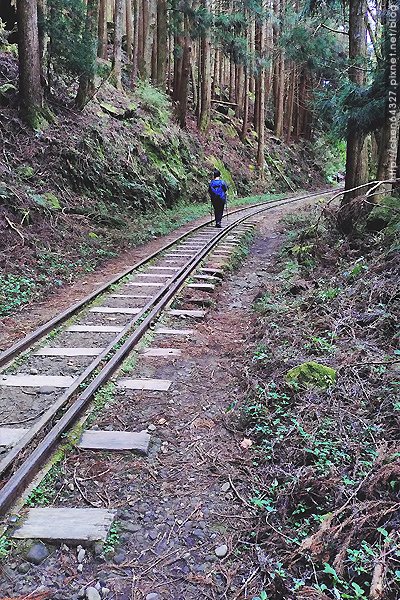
[{"xmin": 136, "ymin": 81, "xmax": 171, "ymax": 125}]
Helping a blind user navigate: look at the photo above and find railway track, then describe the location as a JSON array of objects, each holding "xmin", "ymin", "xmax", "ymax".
[{"xmin": 0, "ymin": 188, "xmax": 336, "ymax": 538}]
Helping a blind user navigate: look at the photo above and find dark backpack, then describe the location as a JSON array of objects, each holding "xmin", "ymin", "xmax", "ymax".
[{"xmin": 209, "ymin": 179, "xmax": 227, "ymax": 201}]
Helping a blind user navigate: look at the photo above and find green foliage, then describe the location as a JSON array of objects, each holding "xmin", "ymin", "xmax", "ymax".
[
  {"xmin": 136, "ymin": 81, "xmax": 171, "ymax": 126},
  {"xmin": 26, "ymin": 464, "xmax": 62, "ymax": 506},
  {"xmin": 103, "ymin": 521, "xmax": 121, "ymax": 555},
  {"xmin": 46, "ymin": 0, "xmax": 93, "ymax": 77},
  {"xmin": 0, "ymin": 274, "xmax": 36, "ymax": 315},
  {"xmin": 30, "ymin": 192, "xmax": 62, "ymax": 211},
  {"xmin": 313, "ymin": 135, "xmax": 346, "ymax": 183},
  {"xmin": 0, "ymin": 535, "xmax": 11, "ymax": 560},
  {"xmin": 0, "ymin": 18, "xmax": 11, "ymax": 48}
]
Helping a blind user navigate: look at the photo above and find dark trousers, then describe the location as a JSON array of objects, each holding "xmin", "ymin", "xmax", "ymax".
[{"xmin": 212, "ymin": 198, "xmax": 225, "ymax": 225}]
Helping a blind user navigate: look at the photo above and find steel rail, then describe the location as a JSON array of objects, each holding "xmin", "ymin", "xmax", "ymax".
[
  {"xmin": 0, "ymin": 187, "xmax": 340, "ymax": 515},
  {"xmin": 0, "ymin": 187, "xmax": 337, "ymax": 370}
]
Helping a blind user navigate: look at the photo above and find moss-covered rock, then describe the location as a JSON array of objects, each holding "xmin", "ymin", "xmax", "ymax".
[
  {"xmin": 286, "ymin": 361, "xmax": 337, "ymax": 389},
  {"xmin": 366, "ymin": 196, "xmax": 400, "ymax": 232}
]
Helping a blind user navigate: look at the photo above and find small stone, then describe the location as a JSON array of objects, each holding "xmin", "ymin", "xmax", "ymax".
[
  {"xmin": 93, "ymin": 542, "xmax": 103, "ymax": 556},
  {"xmin": 26, "ymin": 542, "xmax": 49, "ymax": 565},
  {"xmin": 94, "ymin": 582, "xmax": 101, "ymax": 591},
  {"xmin": 101, "ymin": 588, "xmax": 110, "ymax": 597},
  {"xmin": 30, "ymin": 368, "xmax": 39, "ymax": 375},
  {"xmin": 62, "ymin": 544, "xmax": 70, "ymax": 552},
  {"xmin": 77, "ymin": 548, "xmax": 86, "ymax": 563},
  {"xmin": 17, "ymin": 562, "xmax": 30, "ymax": 574},
  {"xmin": 39, "ymin": 386, "xmax": 57, "ymax": 395},
  {"xmin": 120, "ymin": 521, "xmax": 141, "ymax": 533},
  {"xmin": 77, "ymin": 564, "xmax": 83, "ymax": 573},
  {"xmin": 113, "ymin": 552, "xmax": 126, "ymax": 565},
  {"xmin": 146, "ymin": 594, "xmax": 160, "ymax": 600},
  {"xmin": 221, "ymin": 482, "xmax": 230, "ymax": 493},
  {"xmin": 68, "ymin": 482, "xmax": 75, "ymax": 491},
  {"xmin": 86, "ymin": 587, "xmax": 101, "ymax": 600},
  {"xmin": 78, "ymin": 588, "xmax": 85, "ymax": 599},
  {"xmin": 215, "ymin": 544, "xmax": 228, "ymax": 558},
  {"xmin": 147, "ymin": 424, "xmax": 156, "ymax": 432}
]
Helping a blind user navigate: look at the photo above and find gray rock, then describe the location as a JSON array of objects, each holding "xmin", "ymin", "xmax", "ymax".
[
  {"xmin": 120, "ymin": 521, "xmax": 141, "ymax": 533},
  {"xmin": 86, "ymin": 587, "xmax": 101, "ymax": 600},
  {"xmin": 146, "ymin": 594, "xmax": 160, "ymax": 600},
  {"xmin": 77, "ymin": 548, "xmax": 86, "ymax": 563},
  {"xmin": 78, "ymin": 588, "xmax": 86, "ymax": 599},
  {"xmin": 93, "ymin": 542, "xmax": 104, "ymax": 556},
  {"xmin": 26, "ymin": 542, "xmax": 49, "ymax": 565},
  {"xmin": 147, "ymin": 424, "xmax": 156, "ymax": 432},
  {"xmin": 221, "ymin": 482, "xmax": 230, "ymax": 493},
  {"xmin": 30, "ymin": 368, "xmax": 39, "ymax": 375},
  {"xmin": 215, "ymin": 544, "xmax": 228, "ymax": 558},
  {"xmin": 17, "ymin": 562, "xmax": 31, "ymax": 574},
  {"xmin": 94, "ymin": 582, "xmax": 101, "ymax": 591},
  {"xmin": 39, "ymin": 386, "xmax": 57, "ymax": 395},
  {"xmin": 148, "ymin": 529, "xmax": 158, "ymax": 540},
  {"xmin": 113, "ymin": 552, "xmax": 126, "ymax": 565},
  {"xmin": 101, "ymin": 588, "xmax": 110, "ymax": 597},
  {"xmin": 77, "ymin": 564, "xmax": 83, "ymax": 573}
]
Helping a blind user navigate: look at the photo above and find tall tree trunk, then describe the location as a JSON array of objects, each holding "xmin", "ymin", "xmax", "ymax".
[
  {"xmin": 76, "ymin": 0, "xmax": 100, "ymax": 108},
  {"xmin": 98, "ymin": 0, "xmax": 108, "ymax": 58},
  {"xmin": 253, "ymin": 20, "xmax": 261, "ymax": 132},
  {"xmin": 156, "ymin": 0, "xmax": 167, "ymax": 87},
  {"xmin": 177, "ymin": 14, "xmax": 191, "ymax": 128},
  {"xmin": 343, "ymin": 0, "xmax": 368, "ymax": 204},
  {"xmin": 256, "ymin": 11, "xmax": 266, "ymax": 172},
  {"xmin": 198, "ymin": 0, "xmax": 211, "ymax": 131},
  {"xmin": 112, "ymin": 0, "xmax": 124, "ymax": 89},
  {"xmin": 241, "ymin": 66, "xmax": 249, "ymax": 141},
  {"xmin": 126, "ymin": 0, "xmax": 133, "ymax": 62},
  {"xmin": 131, "ymin": 0, "xmax": 139, "ymax": 85},
  {"xmin": 16, "ymin": 0, "xmax": 44, "ymax": 127},
  {"xmin": 37, "ymin": 0, "xmax": 47, "ymax": 86},
  {"xmin": 273, "ymin": 0, "xmax": 285, "ymax": 138},
  {"xmin": 212, "ymin": 47, "xmax": 219, "ymax": 98},
  {"xmin": 286, "ymin": 63, "xmax": 296, "ymax": 142}
]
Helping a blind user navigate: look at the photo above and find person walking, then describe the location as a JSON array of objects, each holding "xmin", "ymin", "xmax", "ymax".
[{"xmin": 208, "ymin": 168, "xmax": 228, "ymax": 228}]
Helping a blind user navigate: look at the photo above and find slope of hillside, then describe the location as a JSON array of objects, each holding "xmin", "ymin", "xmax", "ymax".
[{"xmin": 0, "ymin": 49, "xmax": 328, "ymax": 316}]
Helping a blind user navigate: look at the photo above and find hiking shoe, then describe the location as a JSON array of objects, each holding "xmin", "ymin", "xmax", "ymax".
[{"xmin": 216, "ymin": 222, "xmax": 222, "ymax": 228}]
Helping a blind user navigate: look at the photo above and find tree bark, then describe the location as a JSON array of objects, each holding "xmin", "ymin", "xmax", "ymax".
[
  {"xmin": 343, "ymin": 0, "xmax": 368, "ymax": 203},
  {"xmin": 98, "ymin": 0, "xmax": 108, "ymax": 58},
  {"xmin": 241, "ymin": 66, "xmax": 249, "ymax": 141},
  {"xmin": 198, "ymin": 0, "xmax": 212, "ymax": 131},
  {"xmin": 126, "ymin": 0, "xmax": 133, "ymax": 62},
  {"xmin": 256, "ymin": 10, "xmax": 266, "ymax": 172},
  {"xmin": 156, "ymin": 0, "xmax": 168, "ymax": 87},
  {"xmin": 286, "ymin": 63, "xmax": 296, "ymax": 142},
  {"xmin": 76, "ymin": 0, "xmax": 100, "ymax": 108},
  {"xmin": 16, "ymin": 0, "xmax": 45, "ymax": 127},
  {"xmin": 177, "ymin": 14, "xmax": 191, "ymax": 128},
  {"xmin": 131, "ymin": 0, "xmax": 139, "ymax": 84},
  {"xmin": 112, "ymin": 0, "xmax": 124, "ymax": 89}
]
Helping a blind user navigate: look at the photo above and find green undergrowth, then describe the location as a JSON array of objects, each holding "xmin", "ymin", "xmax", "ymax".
[{"xmin": 239, "ymin": 199, "xmax": 400, "ymax": 599}]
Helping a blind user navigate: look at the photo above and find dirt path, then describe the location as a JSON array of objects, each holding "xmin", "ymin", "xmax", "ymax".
[{"xmin": 0, "ymin": 199, "xmax": 315, "ymax": 600}]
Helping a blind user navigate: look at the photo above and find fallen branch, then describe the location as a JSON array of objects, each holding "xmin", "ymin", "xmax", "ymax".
[{"xmin": 4, "ymin": 214, "xmax": 24, "ymax": 245}]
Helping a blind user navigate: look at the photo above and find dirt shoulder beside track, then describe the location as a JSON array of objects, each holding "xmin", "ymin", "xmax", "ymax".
[{"xmin": 0, "ymin": 198, "xmax": 313, "ymax": 600}]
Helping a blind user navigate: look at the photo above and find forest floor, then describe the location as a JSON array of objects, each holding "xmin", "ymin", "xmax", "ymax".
[{"xmin": 1, "ymin": 196, "xmax": 398, "ymax": 600}]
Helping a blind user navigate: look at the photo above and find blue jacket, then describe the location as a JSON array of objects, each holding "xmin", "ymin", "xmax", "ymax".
[{"xmin": 208, "ymin": 178, "xmax": 228, "ymax": 202}]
